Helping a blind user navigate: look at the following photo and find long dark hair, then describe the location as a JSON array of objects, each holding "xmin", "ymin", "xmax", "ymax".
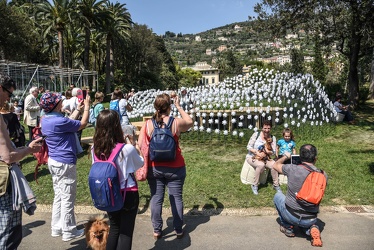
[
  {"xmin": 152, "ymin": 93, "xmax": 172, "ymax": 123},
  {"xmin": 93, "ymin": 110, "xmax": 125, "ymax": 159}
]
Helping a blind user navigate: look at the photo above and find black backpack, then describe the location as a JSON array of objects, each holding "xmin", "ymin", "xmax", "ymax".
[{"xmin": 149, "ymin": 117, "xmax": 176, "ymax": 162}]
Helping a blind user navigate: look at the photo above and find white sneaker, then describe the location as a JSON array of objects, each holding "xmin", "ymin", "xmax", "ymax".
[
  {"xmin": 51, "ymin": 230, "xmax": 62, "ymax": 237},
  {"xmin": 62, "ymin": 229, "xmax": 84, "ymax": 242}
]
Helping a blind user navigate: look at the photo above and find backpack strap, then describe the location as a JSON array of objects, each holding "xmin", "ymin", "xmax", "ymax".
[
  {"xmin": 108, "ymin": 143, "xmax": 125, "ymax": 163},
  {"xmin": 255, "ymin": 131, "xmax": 260, "ymax": 140},
  {"xmin": 300, "ymin": 163, "xmax": 323, "ymax": 173},
  {"xmin": 151, "ymin": 118, "xmax": 159, "ymax": 128},
  {"xmin": 165, "ymin": 116, "xmax": 174, "ymax": 130}
]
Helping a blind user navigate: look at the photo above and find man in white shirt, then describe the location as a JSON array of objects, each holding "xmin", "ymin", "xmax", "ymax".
[{"xmin": 23, "ymin": 86, "xmax": 40, "ymax": 141}]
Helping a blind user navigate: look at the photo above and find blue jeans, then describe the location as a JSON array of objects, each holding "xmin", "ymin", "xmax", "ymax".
[
  {"xmin": 147, "ymin": 166, "xmax": 186, "ymax": 234},
  {"xmin": 273, "ymin": 192, "xmax": 318, "ymax": 234}
]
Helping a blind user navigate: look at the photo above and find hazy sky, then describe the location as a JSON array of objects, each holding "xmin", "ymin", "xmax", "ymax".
[{"xmin": 123, "ymin": 0, "xmax": 257, "ymax": 35}]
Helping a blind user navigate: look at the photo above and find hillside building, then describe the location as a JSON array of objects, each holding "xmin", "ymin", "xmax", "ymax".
[{"xmin": 187, "ymin": 61, "xmax": 220, "ymax": 85}]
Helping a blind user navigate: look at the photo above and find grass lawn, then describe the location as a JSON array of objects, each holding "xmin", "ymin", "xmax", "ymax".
[{"xmin": 20, "ymin": 100, "xmax": 374, "ymax": 209}]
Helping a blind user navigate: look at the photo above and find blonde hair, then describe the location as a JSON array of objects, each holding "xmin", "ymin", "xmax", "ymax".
[{"xmin": 93, "ymin": 92, "xmax": 104, "ymax": 105}]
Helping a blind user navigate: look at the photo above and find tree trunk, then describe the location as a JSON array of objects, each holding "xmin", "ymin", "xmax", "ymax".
[
  {"xmin": 370, "ymin": 49, "xmax": 374, "ymax": 99},
  {"xmin": 84, "ymin": 27, "xmax": 91, "ymax": 89},
  {"xmin": 105, "ymin": 35, "xmax": 113, "ymax": 94},
  {"xmin": 58, "ymin": 30, "xmax": 64, "ymax": 68},
  {"xmin": 347, "ymin": 33, "xmax": 361, "ymax": 109}
]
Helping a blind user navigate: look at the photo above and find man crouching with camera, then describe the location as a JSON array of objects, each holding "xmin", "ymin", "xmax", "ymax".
[{"xmin": 272, "ymin": 144, "xmax": 328, "ymax": 247}]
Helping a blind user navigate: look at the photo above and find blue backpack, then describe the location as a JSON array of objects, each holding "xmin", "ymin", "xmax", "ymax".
[
  {"xmin": 88, "ymin": 104, "xmax": 97, "ymax": 125},
  {"xmin": 88, "ymin": 143, "xmax": 126, "ymax": 212},
  {"xmin": 110, "ymin": 100, "xmax": 123, "ymax": 122},
  {"xmin": 149, "ymin": 117, "xmax": 176, "ymax": 162}
]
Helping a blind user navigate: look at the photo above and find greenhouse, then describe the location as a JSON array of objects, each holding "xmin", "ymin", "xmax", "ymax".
[{"xmin": 0, "ymin": 60, "xmax": 98, "ymax": 100}]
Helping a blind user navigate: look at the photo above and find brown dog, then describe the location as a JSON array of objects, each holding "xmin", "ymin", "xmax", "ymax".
[
  {"xmin": 252, "ymin": 137, "xmax": 273, "ymax": 163},
  {"xmin": 85, "ymin": 215, "xmax": 110, "ymax": 250}
]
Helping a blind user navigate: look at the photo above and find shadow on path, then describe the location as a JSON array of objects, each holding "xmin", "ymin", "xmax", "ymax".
[{"xmin": 150, "ymin": 197, "xmax": 224, "ymax": 250}]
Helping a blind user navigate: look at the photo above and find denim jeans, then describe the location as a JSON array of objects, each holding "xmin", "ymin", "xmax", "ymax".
[
  {"xmin": 273, "ymin": 192, "xmax": 318, "ymax": 234},
  {"xmin": 147, "ymin": 166, "xmax": 186, "ymax": 234}
]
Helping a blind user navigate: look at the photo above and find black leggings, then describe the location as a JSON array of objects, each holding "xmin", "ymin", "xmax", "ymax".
[{"xmin": 106, "ymin": 191, "xmax": 139, "ymax": 250}]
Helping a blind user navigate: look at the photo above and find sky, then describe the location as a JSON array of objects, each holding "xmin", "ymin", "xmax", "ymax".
[{"xmin": 123, "ymin": 0, "xmax": 258, "ymax": 35}]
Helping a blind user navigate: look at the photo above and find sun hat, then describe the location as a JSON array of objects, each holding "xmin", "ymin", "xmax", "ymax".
[{"xmin": 39, "ymin": 92, "xmax": 62, "ymax": 113}]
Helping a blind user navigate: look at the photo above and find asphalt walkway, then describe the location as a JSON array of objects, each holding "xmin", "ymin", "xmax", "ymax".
[{"xmin": 19, "ymin": 205, "xmax": 374, "ymax": 250}]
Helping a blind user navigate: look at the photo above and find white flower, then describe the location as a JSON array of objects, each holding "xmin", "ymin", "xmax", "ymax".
[
  {"xmin": 275, "ymin": 118, "xmax": 279, "ymax": 123},
  {"xmin": 232, "ymin": 130, "xmax": 238, "ymax": 136},
  {"xmin": 193, "ymin": 126, "xmax": 198, "ymax": 131},
  {"xmin": 239, "ymin": 132, "xmax": 244, "ymax": 137},
  {"xmin": 215, "ymin": 129, "xmax": 220, "ymax": 134},
  {"xmin": 223, "ymin": 130, "xmax": 228, "ymax": 135},
  {"xmin": 284, "ymin": 123, "xmax": 289, "ymax": 128},
  {"xmin": 223, "ymin": 113, "xmax": 228, "ymax": 118},
  {"xmin": 231, "ymin": 111, "xmax": 236, "ymax": 116},
  {"xmin": 248, "ymin": 125, "xmax": 253, "ymax": 129},
  {"xmin": 217, "ymin": 112, "xmax": 222, "ymax": 117},
  {"xmin": 206, "ymin": 128, "xmax": 212, "ymax": 133},
  {"xmin": 254, "ymin": 115, "xmax": 259, "ymax": 120},
  {"xmin": 199, "ymin": 126, "xmax": 205, "ymax": 131},
  {"xmin": 215, "ymin": 119, "xmax": 219, "ymax": 124},
  {"xmin": 222, "ymin": 120, "xmax": 227, "ymax": 126},
  {"xmin": 208, "ymin": 119, "xmax": 213, "ymax": 124},
  {"xmin": 194, "ymin": 121, "xmax": 198, "ymax": 126},
  {"xmin": 253, "ymin": 127, "xmax": 258, "ymax": 132}
]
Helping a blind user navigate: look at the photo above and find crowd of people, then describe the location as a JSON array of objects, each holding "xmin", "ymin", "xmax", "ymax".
[{"xmin": 0, "ymin": 76, "xmax": 331, "ymax": 249}]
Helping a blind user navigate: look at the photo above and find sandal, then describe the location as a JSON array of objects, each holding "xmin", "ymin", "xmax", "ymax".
[
  {"xmin": 310, "ymin": 226, "xmax": 322, "ymax": 247},
  {"xmin": 176, "ymin": 231, "xmax": 184, "ymax": 239},
  {"xmin": 153, "ymin": 232, "xmax": 162, "ymax": 240}
]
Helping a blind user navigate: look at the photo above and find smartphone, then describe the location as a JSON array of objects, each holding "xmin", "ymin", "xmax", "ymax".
[
  {"xmin": 82, "ymin": 90, "xmax": 87, "ymax": 99},
  {"xmin": 291, "ymin": 155, "xmax": 302, "ymax": 165}
]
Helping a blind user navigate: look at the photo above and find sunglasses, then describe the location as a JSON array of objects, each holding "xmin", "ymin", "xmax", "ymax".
[{"xmin": 2, "ymin": 86, "xmax": 14, "ymax": 98}]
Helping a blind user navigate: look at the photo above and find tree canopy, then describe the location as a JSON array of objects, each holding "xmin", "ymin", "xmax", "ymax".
[{"xmin": 254, "ymin": 0, "xmax": 374, "ymax": 107}]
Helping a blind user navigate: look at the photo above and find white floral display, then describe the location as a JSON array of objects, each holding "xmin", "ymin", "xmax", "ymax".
[{"xmin": 126, "ymin": 69, "xmax": 337, "ymax": 136}]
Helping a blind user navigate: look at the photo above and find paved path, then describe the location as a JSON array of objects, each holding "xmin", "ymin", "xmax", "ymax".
[{"xmin": 19, "ymin": 205, "xmax": 374, "ymax": 250}]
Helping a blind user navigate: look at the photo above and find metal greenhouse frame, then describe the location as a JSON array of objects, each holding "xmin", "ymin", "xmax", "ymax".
[{"xmin": 0, "ymin": 60, "xmax": 99, "ymax": 100}]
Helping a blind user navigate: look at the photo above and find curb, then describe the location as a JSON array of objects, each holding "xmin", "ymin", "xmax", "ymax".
[{"xmin": 34, "ymin": 204, "xmax": 374, "ymax": 217}]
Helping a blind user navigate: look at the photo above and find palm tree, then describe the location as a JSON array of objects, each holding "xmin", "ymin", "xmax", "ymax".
[
  {"xmin": 100, "ymin": 2, "xmax": 132, "ymax": 93},
  {"xmin": 35, "ymin": 0, "xmax": 73, "ymax": 68},
  {"xmin": 75, "ymin": 0, "xmax": 108, "ymax": 71}
]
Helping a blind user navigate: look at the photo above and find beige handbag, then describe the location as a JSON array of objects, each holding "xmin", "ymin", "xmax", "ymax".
[{"xmin": 0, "ymin": 162, "xmax": 10, "ymax": 196}]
